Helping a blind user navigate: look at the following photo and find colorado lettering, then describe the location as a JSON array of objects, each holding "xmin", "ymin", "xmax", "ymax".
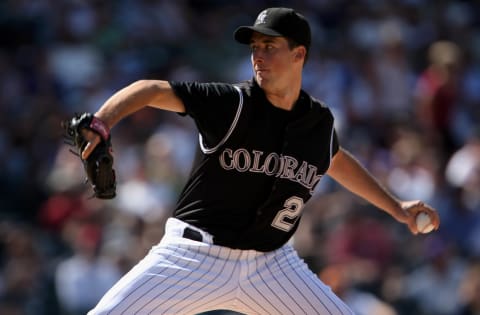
[{"xmin": 219, "ymin": 148, "xmax": 322, "ymax": 194}]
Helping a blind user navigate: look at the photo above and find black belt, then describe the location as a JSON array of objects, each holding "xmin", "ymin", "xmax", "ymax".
[{"xmin": 182, "ymin": 227, "xmax": 204, "ymax": 242}]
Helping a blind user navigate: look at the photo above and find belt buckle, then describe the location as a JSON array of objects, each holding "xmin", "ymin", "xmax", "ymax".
[{"xmin": 183, "ymin": 227, "xmax": 203, "ymax": 242}]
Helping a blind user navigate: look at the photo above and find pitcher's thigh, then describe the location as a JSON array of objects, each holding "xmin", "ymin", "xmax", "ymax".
[
  {"xmin": 240, "ymin": 252, "xmax": 354, "ymax": 315},
  {"xmin": 276, "ymin": 264, "xmax": 354, "ymax": 315},
  {"xmin": 88, "ymin": 244, "xmax": 235, "ymax": 315}
]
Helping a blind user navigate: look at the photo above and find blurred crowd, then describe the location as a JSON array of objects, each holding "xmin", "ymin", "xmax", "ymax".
[{"xmin": 1, "ymin": 0, "xmax": 480, "ymax": 315}]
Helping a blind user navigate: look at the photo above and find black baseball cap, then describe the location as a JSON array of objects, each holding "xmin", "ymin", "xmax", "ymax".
[{"xmin": 234, "ymin": 7, "xmax": 311, "ymax": 51}]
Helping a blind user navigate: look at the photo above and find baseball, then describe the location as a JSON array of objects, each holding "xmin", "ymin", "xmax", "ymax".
[{"xmin": 416, "ymin": 212, "xmax": 435, "ymax": 234}]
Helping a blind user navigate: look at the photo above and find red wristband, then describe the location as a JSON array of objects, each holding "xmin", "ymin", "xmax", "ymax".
[{"xmin": 89, "ymin": 116, "xmax": 110, "ymax": 141}]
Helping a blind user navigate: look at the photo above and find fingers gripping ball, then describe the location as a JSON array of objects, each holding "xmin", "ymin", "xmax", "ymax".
[
  {"xmin": 416, "ymin": 212, "xmax": 435, "ymax": 234},
  {"xmin": 62, "ymin": 113, "xmax": 116, "ymax": 199}
]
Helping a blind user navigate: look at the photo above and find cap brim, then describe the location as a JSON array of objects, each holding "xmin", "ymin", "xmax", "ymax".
[{"xmin": 234, "ymin": 26, "xmax": 283, "ymax": 44}]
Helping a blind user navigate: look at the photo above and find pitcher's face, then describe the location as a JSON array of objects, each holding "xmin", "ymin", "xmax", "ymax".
[{"xmin": 249, "ymin": 32, "xmax": 302, "ymax": 91}]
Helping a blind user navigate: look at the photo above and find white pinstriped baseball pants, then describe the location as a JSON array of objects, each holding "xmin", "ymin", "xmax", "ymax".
[{"xmin": 88, "ymin": 218, "xmax": 354, "ymax": 315}]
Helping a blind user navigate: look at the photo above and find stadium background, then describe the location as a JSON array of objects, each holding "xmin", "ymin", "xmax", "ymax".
[{"xmin": 1, "ymin": 0, "xmax": 479, "ymax": 314}]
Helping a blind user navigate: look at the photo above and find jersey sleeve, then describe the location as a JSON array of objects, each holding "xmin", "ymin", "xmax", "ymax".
[
  {"xmin": 331, "ymin": 128, "xmax": 340, "ymax": 157},
  {"xmin": 169, "ymin": 81, "xmax": 241, "ymax": 149}
]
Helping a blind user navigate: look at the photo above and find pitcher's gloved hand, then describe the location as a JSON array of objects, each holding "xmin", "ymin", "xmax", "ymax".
[{"xmin": 62, "ymin": 113, "xmax": 116, "ymax": 199}]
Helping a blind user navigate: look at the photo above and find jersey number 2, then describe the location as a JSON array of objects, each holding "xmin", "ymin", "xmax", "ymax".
[{"xmin": 271, "ymin": 196, "xmax": 304, "ymax": 232}]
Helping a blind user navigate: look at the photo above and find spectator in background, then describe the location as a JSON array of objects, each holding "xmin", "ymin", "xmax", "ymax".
[
  {"xmin": 414, "ymin": 40, "xmax": 462, "ymax": 162},
  {"xmin": 386, "ymin": 125, "xmax": 439, "ymax": 204},
  {"xmin": 457, "ymin": 261, "xmax": 480, "ymax": 315},
  {"xmin": 319, "ymin": 263, "xmax": 398, "ymax": 315},
  {"xmin": 373, "ymin": 18, "xmax": 416, "ymax": 126},
  {"xmin": 0, "ymin": 222, "xmax": 59, "ymax": 315},
  {"xmin": 324, "ymin": 208, "xmax": 395, "ymax": 275},
  {"xmin": 403, "ymin": 236, "xmax": 467, "ymax": 315},
  {"xmin": 444, "ymin": 128, "xmax": 480, "ymax": 256},
  {"xmin": 55, "ymin": 221, "xmax": 122, "ymax": 315}
]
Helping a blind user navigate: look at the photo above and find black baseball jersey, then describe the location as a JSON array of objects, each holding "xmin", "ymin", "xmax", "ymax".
[{"xmin": 169, "ymin": 79, "xmax": 339, "ymax": 251}]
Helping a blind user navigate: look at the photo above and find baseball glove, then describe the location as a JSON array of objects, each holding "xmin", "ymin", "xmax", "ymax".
[{"xmin": 62, "ymin": 113, "xmax": 116, "ymax": 199}]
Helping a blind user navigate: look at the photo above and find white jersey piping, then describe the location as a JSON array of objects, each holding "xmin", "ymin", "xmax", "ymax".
[
  {"xmin": 327, "ymin": 120, "xmax": 335, "ymax": 170},
  {"xmin": 199, "ymin": 85, "xmax": 244, "ymax": 154}
]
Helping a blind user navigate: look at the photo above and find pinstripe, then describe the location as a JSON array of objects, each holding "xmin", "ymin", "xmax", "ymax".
[
  {"xmin": 290, "ymin": 252, "xmax": 354, "ymax": 315},
  {"xmin": 238, "ymin": 285, "xmax": 270, "ymax": 315},
  {"xmin": 284, "ymin": 248, "xmax": 353, "ymax": 315},
  {"xmin": 236, "ymin": 299, "xmax": 260, "ymax": 315},
  {"xmin": 176, "ymin": 248, "xmax": 238, "ymax": 314},
  {"xmin": 109, "ymin": 275, "xmax": 158, "ymax": 315},
  {"xmin": 273, "ymin": 252, "xmax": 324, "ymax": 313},
  {"xmin": 136, "ymin": 244, "xmax": 207, "ymax": 314},
  {"xmin": 242, "ymin": 253, "xmax": 282, "ymax": 315},
  {"xmin": 234, "ymin": 251, "xmax": 272, "ymax": 315},
  {"xmin": 243, "ymin": 258, "xmax": 277, "ymax": 314},
  {"xmin": 119, "ymin": 247, "xmax": 187, "ymax": 314},
  {"xmin": 120, "ymin": 246, "xmax": 194, "ymax": 314},
  {"xmin": 91, "ymin": 223, "xmax": 354, "ymax": 315},
  {"xmin": 113, "ymin": 246, "xmax": 196, "ymax": 314},
  {"xmin": 105, "ymin": 245, "xmax": 186, "ymax": 315},
  {"xmin": 253, "ymin": 254, "xmax": 297, "ymax": 314},
  {"xmin": 282, "ymin": 248, "xmax": 334, "ymax": 315},
  {"xmin": 159, "ymin": 245, "xmax": 224, "ymax": 313},
  {"xmin": 149, "ymin": 245, "xmax": 215, "ymax": 312},
  {"xmin": 139, "ymin": 246, "xmax": 210, "ymax": 314},
  {"xmin": 266, "ymin": 252, "xmax": 311, "ymax": 314}
]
